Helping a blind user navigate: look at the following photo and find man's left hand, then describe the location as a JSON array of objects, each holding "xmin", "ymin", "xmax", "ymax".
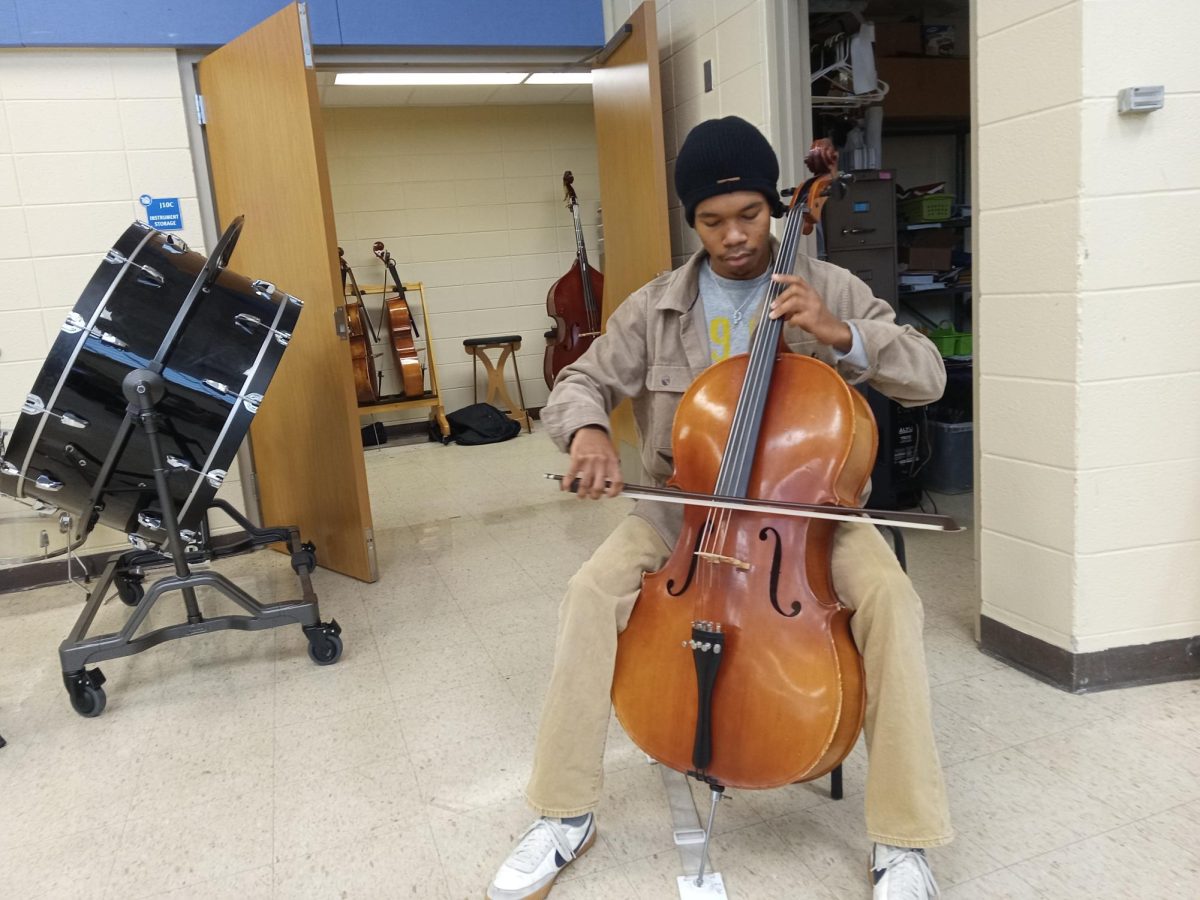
[{"xmin": 768, "ymin": 273, "xmax": 853, "ymax": 351}]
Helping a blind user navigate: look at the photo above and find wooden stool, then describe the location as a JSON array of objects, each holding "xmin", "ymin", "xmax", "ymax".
[{"xmin": 463, "ymin": 335, "xmax": 531, "ymax": 433}]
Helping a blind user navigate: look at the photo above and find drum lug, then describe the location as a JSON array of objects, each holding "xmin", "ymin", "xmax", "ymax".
[
  {"xmin": 242, "ymin": 393, "xmax": 263, "ymax": 414},
  {"xmin": 22, "ymin": 393, "xmax": 45, "ymax": 415},
  {"xmin": 127, "ymin": 533, "xmax": 151, "ymax": 551},
  {"xmin": 0, "ymin": 459, "xmax": 17, "ymax": 476},
  {"xmin": 166, "ymin": 454, "xmax": 195, "ymax": 471},
  {"xmin": 204, "ymin": 378, "xmax": 231, "ymax": 395},
  {"xmin": 235, "ymin": 312, "xmax": 291, "ymax": 347},
  {"xmin": 206, "ymin": 469, "xmax": 226, "ymax": 489},
  {"xmin": 60, "ymin": 412, "xmax": 89, "ymax": 430},
  {"xmin": 288, "ymin": 294, "xmax": 304, "ymax": 307},
  {"xmin": 163, "ymin": 234, "xmax": 190, "ymax": 254},
  {"xmin": 136, "ymin": 511, "xmax": 163, "ymax": 532},
  {"xmin": 136, "ymin": 266, "xmax": 165, "ymax": 288},
  {"xmin": 251, "ymin": 279, "xmax": 276, "ymax": 299},
  {"xmin": 34, "ymin": 472, "xmax": 64, "ymax": 492},
  {"xmin": 105, "ymin": 249, "xmax": 128, "ymax": 266},
  {"xmin": 92, "ymin": 329, "xmax": 128, "ymax": 349},
  {"xmin": 61, "ymin": 311, "xmax": 87, "ymax": 334}
]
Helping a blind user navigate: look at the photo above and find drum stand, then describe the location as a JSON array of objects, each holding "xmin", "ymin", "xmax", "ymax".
[{"xmin": 58, "ymin": 368, "xmax": 342, "ymax": 717}]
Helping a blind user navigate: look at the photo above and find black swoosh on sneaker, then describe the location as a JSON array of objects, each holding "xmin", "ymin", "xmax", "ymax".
[{"xmin": 873, "ymin": 867, "xmax": 886, "ymax": 885}]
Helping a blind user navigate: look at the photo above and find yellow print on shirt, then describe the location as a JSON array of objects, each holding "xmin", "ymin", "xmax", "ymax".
[
  {"xmin": 710, "ymin": 317, "xmax": 731, "ymax": 362},
  {"xmin": 710, "ymin": 314, "xmax": 756, "ymax": 362}
]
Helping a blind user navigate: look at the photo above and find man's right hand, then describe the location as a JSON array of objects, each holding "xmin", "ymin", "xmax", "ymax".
[{"xmin": 564, "ymin": 426, "xmax": 624, "ymax": 499}]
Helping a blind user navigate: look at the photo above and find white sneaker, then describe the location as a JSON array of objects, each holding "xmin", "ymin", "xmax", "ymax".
[
  {"xmin": 486, "ymin": 814, "xmax": 596, "ymax": 900},
  {"xmin": 871, "ymin": 843, "xmax": 940, "ymax": 899}
]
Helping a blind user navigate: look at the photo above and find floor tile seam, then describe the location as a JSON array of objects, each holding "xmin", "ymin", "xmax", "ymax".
[
  {"xmin": 986, "ymin": 741, "xmax": 1144, "ymax": 826},
  {"xmin": 402, "ymin": 717, "xmax": 540, "ymax": 761},
  {"xmin": 931, "ymin": 676, "xmax": 1120, "ymax": 730},
  {"xmin": 270, "ymin": 810, "xmax": 410, "ymax": 867},
  {"xmin": 1008, "ymin": 736, "xmax": 1200, "ymax": 823},
  {"xmin": 124, "ymin": 862, "xmax": 269, "ymax": 900},
  {"xmin": 270, "ymin": 696, "xmax": 404, "ymax": 736},
  {"xmin": 707, "ymin": 817, "xmax": 834, "ymax": 885},
  {"xmin": 991, "ymin": 805, "xmax": 1197, "ymax": 883},
  {"xmin": 1016, "ymin": 706, "xmax": 1200, "ymax": 760}
]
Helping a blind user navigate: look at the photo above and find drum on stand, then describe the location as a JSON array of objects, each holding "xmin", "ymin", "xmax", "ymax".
[{"xmin": 0, "ymin": 219, "xmax": 301, "ymax": 550}]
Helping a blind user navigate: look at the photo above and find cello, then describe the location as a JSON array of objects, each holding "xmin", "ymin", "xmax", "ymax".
[
  {"xmin": 372, "ymin": 241, "xmax": 424, "ymax": 397},
  {"xmin": 610, "ymin": 153, "xmax": 873, "ymax": 794},
  {"xmin": 544, "ymin": 171, "xmax": 604, "ymax": 388},
  {"xmin": 339, "ymin": 247, "xmax": 379, "ymax": 404}
]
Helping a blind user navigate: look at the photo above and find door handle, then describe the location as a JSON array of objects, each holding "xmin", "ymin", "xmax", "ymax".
[{"xmin": 840, "ymin": 227, "xmax": 876, "ymax": 235}]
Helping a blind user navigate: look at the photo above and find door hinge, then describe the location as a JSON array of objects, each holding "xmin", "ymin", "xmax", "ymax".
[
  {"xmin": 365, "ymin": 527, "xmax": 378, "ymax": 581},
  {"xmin": 194, "ymin": 93, "xmax": 207, "ymax": 126},
  {"xmin": 298, "ymin": 3, "xmax": 314, "ymax": 68},
  {"xmin": 333, "ymin": 305, "xmax": 348, "ymax": 340}
]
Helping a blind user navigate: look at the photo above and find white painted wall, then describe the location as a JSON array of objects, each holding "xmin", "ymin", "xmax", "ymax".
[
  {"xmin": 978, "ymin": 0, "xmax": 1200, "ymax": 653},
  {"xmin": 322, "ymin": 104, "xmax": 600, "ymax": 424},
  {"xmin": 0, "ymin": 49, "xmax": 242, "ymax": 566}
]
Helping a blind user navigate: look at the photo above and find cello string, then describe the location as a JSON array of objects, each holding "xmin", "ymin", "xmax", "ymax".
[
  {"xmin": 695, "ymin": 188, "xmax": 807, "ymax": 581},
  {"xmin": 704, "ymin": 197, "xmax": 806, "ymax": 566}
]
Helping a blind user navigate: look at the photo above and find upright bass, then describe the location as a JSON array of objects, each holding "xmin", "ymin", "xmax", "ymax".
[
  {"xmin": 544, "ymin": 171, "xmax": 604, "ymax": 388},
  {"xmin": 611, "ymin": 152, "xmax": 872, "ymax": 791}
]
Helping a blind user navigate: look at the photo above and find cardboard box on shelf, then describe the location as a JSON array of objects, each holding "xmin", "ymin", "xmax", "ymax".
[
  {"xmin": 876, "ymin": 57, "xmax": 969, "ymax": 119},
  {"xmin": 872, "ymin": 21, "xmax": 923, "ymax": 56},
  {"xmin": 900, "ymin": 230, "xmax": 957, "ymax": 271}
]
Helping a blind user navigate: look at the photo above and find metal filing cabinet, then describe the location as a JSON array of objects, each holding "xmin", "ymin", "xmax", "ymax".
[{"xmin": 822, "ymin": 170, "xmax": 898, "ymax": 305}]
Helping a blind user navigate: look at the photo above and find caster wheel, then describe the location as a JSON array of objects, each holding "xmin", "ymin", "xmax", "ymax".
[
  {"xmin": 307, "ymin": 632, "xmax": 342, "ymax": 666},
  {"xmin": 116, "ymin": 575, "xmax": 144, "ymax": 607},
  {"xmin": 64, "ymin": 668, "xmax": 108, "ymax": 718}
]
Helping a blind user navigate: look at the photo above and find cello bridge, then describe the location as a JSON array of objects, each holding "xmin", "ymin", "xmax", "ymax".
[{"xmin": 695, "ymin": 551, "xmax": 750, "ymax": 571}]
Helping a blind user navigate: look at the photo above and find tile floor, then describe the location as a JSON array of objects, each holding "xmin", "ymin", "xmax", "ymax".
[{"xmin": 1, "ymin": 427, "xmax": 1197, "ymax": 899}]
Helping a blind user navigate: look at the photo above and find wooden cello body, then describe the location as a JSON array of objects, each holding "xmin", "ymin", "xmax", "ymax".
[
  {"xmin": 339, "ymin": 248, "xmax": 378, "ymax": 404},
  {"xmin": 611, "ymin": 153, "xmax": 873, "ymax": 791},
  {"xmin": 544, "ymin": 171, "xmax": 604, "ymax": 388},
  {"xmin": 373, "ymin": 241, "xmax": 424, "ymax": 397}
]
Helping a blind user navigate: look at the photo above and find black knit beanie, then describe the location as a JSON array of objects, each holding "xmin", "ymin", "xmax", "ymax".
[{"xmin": 675, "ymin": 116, "xmax": 785, "ymax": 226}]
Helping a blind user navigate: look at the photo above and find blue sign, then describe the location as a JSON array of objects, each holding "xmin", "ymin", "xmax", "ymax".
[{"xmin": 140, "ymin": 195, "xmax": 183, "ymax": 231}]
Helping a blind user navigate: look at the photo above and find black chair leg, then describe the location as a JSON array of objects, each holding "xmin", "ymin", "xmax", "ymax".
[{"xmin": 830, "ymin": 763, "xmax": 843, "ymax": 799}]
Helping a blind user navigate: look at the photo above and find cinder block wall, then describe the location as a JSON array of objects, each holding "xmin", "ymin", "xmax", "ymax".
[
  {"xmin": 978, "ymin": 0, "xmax": 1200, "ymax": 656},
  {"xmin": 0, "ymin": 49, "xmax": 242, "ymax": 564},
  {"xmin": 606, "ymin": 0, "xmax": 770, "ymax": 267},
  {"xmin": 322, "ymin": 104, "xmax": 601, "ymax": 424}
]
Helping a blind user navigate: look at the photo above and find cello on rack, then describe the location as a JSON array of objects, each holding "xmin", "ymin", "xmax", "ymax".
[
  {"xmin": 372, "ymin": 241, "xmax": 424, "ymax": 398},
  {"xmin": 544, "ymin": 171, "xmax": 604, "ymax": 388},
  {"xmin": 339, "ymin": 247, "xmax": 379, "ymax": 404}
]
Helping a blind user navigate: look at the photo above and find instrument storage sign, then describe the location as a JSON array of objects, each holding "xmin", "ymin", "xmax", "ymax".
[{"xmin": 139, "ymin": 195, "xmax": 183, "ymax": 231}]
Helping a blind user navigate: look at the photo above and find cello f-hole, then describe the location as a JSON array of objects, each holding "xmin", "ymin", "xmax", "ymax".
[{"xmin": 759, "ymin": 526, "xmax": 802, "ymax": 618}]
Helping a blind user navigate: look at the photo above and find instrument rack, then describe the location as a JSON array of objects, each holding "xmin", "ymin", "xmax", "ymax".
[
  {"xmin": 352, "ymin": 281, "xmax": 451, "ymax": 441},
  {"xmin": 58, "ymin": 367, "xmax": 343, "ymax": 717}
]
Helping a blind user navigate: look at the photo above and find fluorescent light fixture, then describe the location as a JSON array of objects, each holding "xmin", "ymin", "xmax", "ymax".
[
  {"xmin": 525, "ymin": 72, "xmax": 594, "ymax": 85},
  {"xmin": 335, "ymin": 72, "xmax": 528, "ymax": 86}
]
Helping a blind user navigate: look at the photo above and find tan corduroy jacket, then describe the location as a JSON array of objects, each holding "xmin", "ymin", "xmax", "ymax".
[{"xmin": 541, "ymin": 244, "xmax": 947, "ymax": 542}]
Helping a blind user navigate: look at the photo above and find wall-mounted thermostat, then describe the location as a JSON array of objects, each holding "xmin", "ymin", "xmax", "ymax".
[{"xmin": 1117, "ymin": 85, "xmax": 1165, "ymax": 114}]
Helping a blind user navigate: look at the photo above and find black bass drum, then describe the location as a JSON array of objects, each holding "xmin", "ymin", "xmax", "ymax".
[{"xmin": 0, "ymin": 219, "xmax": 301, "ymax": 548}]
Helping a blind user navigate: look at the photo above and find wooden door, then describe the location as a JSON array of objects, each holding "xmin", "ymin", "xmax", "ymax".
[
  {"xmin": 591, "ymin": 1, "xmax": 672, "ymax": 469},
  {"xmin": 198, "ymin": 4, "xmax": 377, "ymax": 582}
]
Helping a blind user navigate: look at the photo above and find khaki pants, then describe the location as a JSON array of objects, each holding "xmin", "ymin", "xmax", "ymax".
[{"xmin": 525, "ymin": 514, "xmax": 953, "ymax": 849}]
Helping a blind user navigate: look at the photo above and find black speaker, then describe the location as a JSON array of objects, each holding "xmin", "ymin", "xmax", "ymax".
[{"xmin": 863, "ymin": 386, "xmax": 923, "ymax": 510}]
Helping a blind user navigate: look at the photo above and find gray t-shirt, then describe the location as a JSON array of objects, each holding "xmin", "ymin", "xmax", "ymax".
[{"xmin": 698, "ymin": 261, "xmax": 772, "ymax": 363}]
